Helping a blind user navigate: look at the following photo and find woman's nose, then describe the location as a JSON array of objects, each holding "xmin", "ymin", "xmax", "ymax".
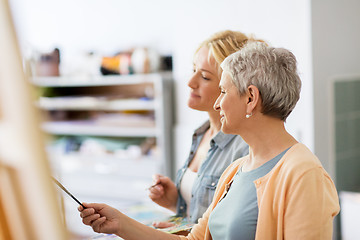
[
  {"xmin": 187, "ymin": 73, "xmax": 198, "ymax": 88},
  {"xmin": 213, "ymin": 96, "xmax": 221, "ymax": 111}
]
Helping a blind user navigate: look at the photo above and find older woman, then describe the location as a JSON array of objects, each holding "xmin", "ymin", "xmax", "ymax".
[{"xmin": 79, "ymin": 42, "xmax": 339, "ymax": 240}]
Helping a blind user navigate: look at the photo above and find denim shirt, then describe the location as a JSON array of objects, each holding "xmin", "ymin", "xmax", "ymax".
[{"xmin": 175, "ymin": 120, "xmax": 249, "ymax": 223}]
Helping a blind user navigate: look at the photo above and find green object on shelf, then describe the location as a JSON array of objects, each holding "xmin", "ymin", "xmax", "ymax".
[{"xmin": 52, "ymin": 136, "xmax": 146, "ymax": 153}]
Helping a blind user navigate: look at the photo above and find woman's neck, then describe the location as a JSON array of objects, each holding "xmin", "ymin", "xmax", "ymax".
[
  {"xmin": 242, "ymin": 116, "xmax": 298, "ymax": 171},
  {"xmin": 207, "ymin": 110, "xmax": 222, "ymax": 136}
]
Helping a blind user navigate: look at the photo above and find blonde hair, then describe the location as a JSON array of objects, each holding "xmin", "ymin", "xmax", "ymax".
[
  {"xmin": 221, "ymin": 41, "xmax": 301, "ymax": 121},
  {"xmin": 195, "ymin": 30, "xmax": 262, "ymax": 77}
]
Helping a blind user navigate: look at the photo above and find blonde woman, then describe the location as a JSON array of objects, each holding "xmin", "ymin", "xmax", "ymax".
[{"xmin": 148, "ymin": 30, "xmax": 250, "ymax": 226}]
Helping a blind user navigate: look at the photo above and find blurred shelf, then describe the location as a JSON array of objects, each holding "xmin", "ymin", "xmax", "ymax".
[
  {"xmin": 31, "ymin": 72, "xmax": 171, "ymax": 87},
  {"xmin": 38, "ymin": 97, "xmax": 155, "ymax": 111},
  {"xmin": 42, "ymin": 121, "xmax": 157, "ymax": 137},
  {"xmin": 34, "ymin": 72, "xmax": 174, "ymax": 209}
]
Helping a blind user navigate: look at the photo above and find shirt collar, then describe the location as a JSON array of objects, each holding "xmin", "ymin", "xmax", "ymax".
[
  {"xmin": 194, "ymin": 120, "xmax": 210, "ymax": 135},
  {"xmin": 194, "ymin": 120, "xmax": 237, "ymax": 150},
  {"xmin": 211, "ymin": 131, "xmax": 237, "ymax": 150}
]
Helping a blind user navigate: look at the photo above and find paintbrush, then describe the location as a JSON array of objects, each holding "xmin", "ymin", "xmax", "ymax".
[
  {"xmin": 146, "ymin": 182, "xmax": 161, "ymax": 190},
  {"xmin": 52, "ymin": 177, "xmax": 86, "ymax": 209}
]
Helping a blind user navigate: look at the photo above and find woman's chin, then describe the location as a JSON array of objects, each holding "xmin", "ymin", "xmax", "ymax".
[
  {"xmin": 187, "ymin": 101, "xmax": 196, "ymax": 109},
  {"xmin": 188, "ymin": 103, "xmax": 205, "ymax": 111},
  {"xmin": 220, "ymin": 124, "xmax": 234, "ymax": 135}
]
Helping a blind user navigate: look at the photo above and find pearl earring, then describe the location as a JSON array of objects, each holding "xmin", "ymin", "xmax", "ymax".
[{"xmin": 245, "ymin": 113, "xmax": 252, "ymax": 119}]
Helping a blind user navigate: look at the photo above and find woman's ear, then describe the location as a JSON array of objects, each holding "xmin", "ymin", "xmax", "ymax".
[{"xmin": 246, "ymin": 85, "xmax": 260, "ymax": 114}]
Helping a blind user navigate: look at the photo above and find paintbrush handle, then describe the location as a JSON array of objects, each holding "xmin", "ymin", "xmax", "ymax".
[{"xmin": 52, "ymin": 177, "xmax": 86, "ymax": 208}]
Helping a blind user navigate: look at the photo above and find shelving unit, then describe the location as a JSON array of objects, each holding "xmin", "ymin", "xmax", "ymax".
[{"xmin": 31, "ymin": 72, "xmax": 174, "ymax": 202}]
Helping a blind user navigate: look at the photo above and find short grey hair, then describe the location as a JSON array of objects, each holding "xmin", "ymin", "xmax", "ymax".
[{"xmin": 220, "ymin": 41, "xmax": 301, "ymax": 121}]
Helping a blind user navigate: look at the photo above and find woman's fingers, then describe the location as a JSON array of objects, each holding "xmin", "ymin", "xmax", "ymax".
[
  {"xmin": 80, "ymin": 208, "xmax": 95, "ymax": 217},
  {"xmin": 91, "ymin": 216, "xmax": 107, "ymax": 233},
  {"xmin": 82, "ymin": 213, "xmax": 101, "ymax": 225},
  {"xmin": 152, "ymin": 174, "xmax": 163, "ymax": 181},
  {"xmin": 148, "ymin": 184, "xmax": 164, "ymax": 199}
]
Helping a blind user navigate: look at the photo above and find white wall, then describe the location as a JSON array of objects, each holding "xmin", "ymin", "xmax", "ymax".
[
  {"xmin": 9, "ymin": 0, "xmax": 174, "ymax": 55},
  {"xmin": 9, "ymin": 0, "xmax": 314, "ymax": 173},
  {"xmin": 311, "ymin": 0, "xmax": 360, "ymax": 176}
]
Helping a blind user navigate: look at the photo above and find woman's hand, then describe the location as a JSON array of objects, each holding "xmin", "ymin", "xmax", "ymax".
[
  {"xmin": 79, "ymin": 202, "xmax": 182, "ymax": 240},
  {"xmin": 148, "ymin": 174, "xmax": 178, "ymax": 212},
  {"xmin": 78, "ymin": 203, "xmax": 122, "ymax": 235}
]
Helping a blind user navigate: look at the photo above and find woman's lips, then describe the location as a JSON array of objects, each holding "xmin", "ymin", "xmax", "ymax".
[
  {"xmin": 190, "ymin": 92, "xmax": 200, "ymax": 98},
  {"xmin": 220, "ymin": 112, "xmax": 225, "ymax": 121}
]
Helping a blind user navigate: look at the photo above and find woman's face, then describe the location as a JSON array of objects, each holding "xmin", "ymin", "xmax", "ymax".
[
  {"xmin": 187, "ymin": 46, "xmax": 221, "ymax": 112},
  {"xmin": 214, "ymin": 72, "xmax": 246, "ymax": 134}
]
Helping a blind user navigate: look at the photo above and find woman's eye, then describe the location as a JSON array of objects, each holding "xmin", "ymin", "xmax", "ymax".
[
  {"xmin": 221, "ymin": 90, "xmax": 226, "ymax": 94},
  {"xmin": 202, "ymin": 75, "xmax": 210, "ymax": 80}
]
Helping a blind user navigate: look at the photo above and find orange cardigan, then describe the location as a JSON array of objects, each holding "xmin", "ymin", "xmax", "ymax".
[{"xmin": 179, "ymin": 143, "xmax": 340, "ymax": 240}]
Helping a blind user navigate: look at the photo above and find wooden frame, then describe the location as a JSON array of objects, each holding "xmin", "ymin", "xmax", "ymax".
[
  {"xmin": 0, "ymin": 184, "xmax": 12, "ymax": 240},
  {"xmin": 0, "ymin": 0, "xmax": 67, "ymax": 239}
]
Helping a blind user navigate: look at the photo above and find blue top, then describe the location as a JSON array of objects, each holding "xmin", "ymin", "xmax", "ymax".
[
  {"xmin": 208, "ymin": 148, "xmax": 289, "ymax": 240},
  {"xmin": 175, "ymin": 121, "xmax": 249, "ymax": 223}
]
